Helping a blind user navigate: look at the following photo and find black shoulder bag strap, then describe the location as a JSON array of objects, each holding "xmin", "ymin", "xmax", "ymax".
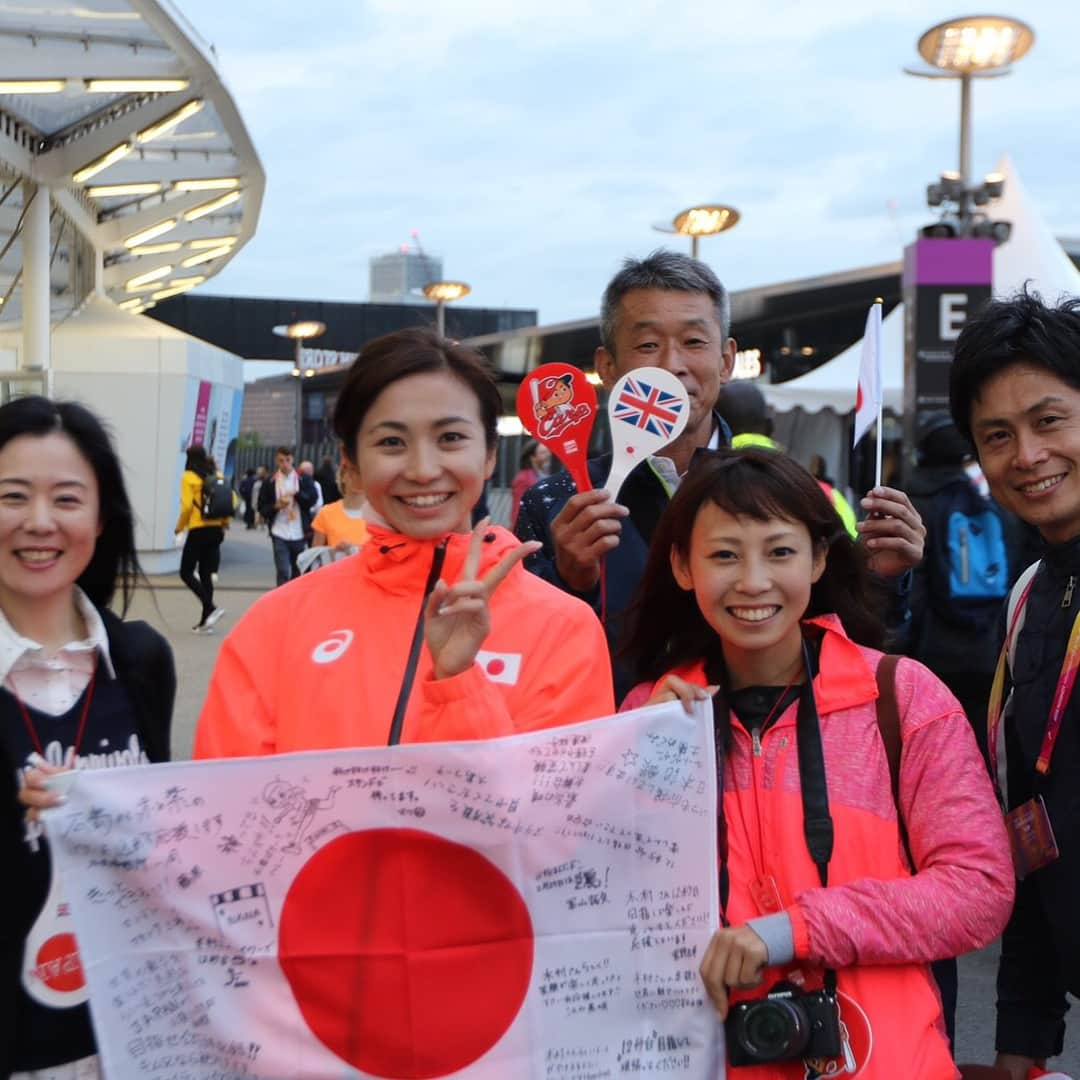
[{"xmin": 794, "ymin": 636, "xmax": 838, "ymax": 998}]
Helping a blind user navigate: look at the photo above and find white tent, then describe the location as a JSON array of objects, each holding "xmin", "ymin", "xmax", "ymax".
[
  {"xmin": 762, "ymin": 156, "xmax": 1080, "ymax": 477},
  {"xmin": 765, "ymin": 303, "xmax": 905, "ymax": 416}
]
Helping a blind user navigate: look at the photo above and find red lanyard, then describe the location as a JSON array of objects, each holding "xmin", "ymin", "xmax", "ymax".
[
  {"xmin": 8, "ymin": 668, "xmax": 97, "ymax": 760},
  {"xmin": 987, "ymin": 578, "xmax": 1080, "ymax": 778}
]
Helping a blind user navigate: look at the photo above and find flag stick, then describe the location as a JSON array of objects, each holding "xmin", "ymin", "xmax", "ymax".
[
  {"xmin": 873, "ymin": 296, "xmax": 884, "ymax": 487},
  {"xmin": 875, "ymin": 400, "xmax": 884, "ymax": 488}
]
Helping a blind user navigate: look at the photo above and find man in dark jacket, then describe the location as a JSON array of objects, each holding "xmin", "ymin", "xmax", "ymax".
[
  {"xmin": 239, "ymin": 467, "xmax": 257, "ymax": 529},
  {"xmin": 517, "ymin": 251, "xmax": 925, "ymax": 700},
  {"xmin": 907, "ymin": 412, "xmax": 1033, "ymax": 755},
  {"xmin": 515, "ymin": 252, "xmax": 735, "ymax": 699},
  {"xmin": 950, "ymin": 288, "xmax": 1080, "ymax": 1080}
]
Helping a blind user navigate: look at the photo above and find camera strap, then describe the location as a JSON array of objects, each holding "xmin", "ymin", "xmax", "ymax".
[
  {"xmin": 710, "ymin": 690, "xmax": 730, "ymax": 921},
  {"xmin": 710, "ymin": 635, "xmax": 838, "ymax": 997},
  {"xmin": 793, "ymin": 636, "xmax": 838, "ymax": 998}
]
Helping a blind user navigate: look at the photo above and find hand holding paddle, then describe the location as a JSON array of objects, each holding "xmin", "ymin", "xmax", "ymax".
[{"xmin": 551, "ymin": 489, "xmax": 628, "ymax": 594}]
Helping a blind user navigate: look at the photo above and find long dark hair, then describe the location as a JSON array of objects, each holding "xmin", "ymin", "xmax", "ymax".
[
  {"xmin": 623, "ymin": 447, "xmax": 883, "ymax": 681},
  {"xmin": 0, "ymin": 396, "xmax": 141, "ymax": 613},
  {"xmin": 184, "ymin": 443, "xmax": 212, "ymax": 478}
]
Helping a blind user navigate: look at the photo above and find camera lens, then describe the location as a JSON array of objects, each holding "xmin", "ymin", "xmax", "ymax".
[{"xmin": 736, "ymin": 999, "xmax": 810, "ymax": 1061}]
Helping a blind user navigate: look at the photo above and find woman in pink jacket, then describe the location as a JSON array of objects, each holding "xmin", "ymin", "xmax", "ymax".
[{"xmin": 622, "ymin": 448, "xmax": 1013, "ymax": 1080}]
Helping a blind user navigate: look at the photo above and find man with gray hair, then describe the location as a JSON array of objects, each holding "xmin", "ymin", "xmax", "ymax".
[
  {"xmin": 516, "ymin": 251, "xmax": 736, "ymax": 699},
  {"xmin": 516, "ymin": 250, "xmax": 925, "ymax": 700}
]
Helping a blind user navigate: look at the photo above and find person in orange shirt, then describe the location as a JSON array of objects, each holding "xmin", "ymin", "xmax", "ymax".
[
  {"xmin": 195, "ymin": 328, "xmax": 613, "ymax": 757},
  {"xmin": 310, "ymin": 460, "xmax": 369, "ymax": 553}
]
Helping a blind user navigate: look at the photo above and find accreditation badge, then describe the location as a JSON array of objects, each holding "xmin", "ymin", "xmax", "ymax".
[{"xmin": 1006, "ymin": 794, "xmax": 1060, "ymax": 879}]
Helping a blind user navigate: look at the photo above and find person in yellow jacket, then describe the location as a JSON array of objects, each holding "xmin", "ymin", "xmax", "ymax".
[{"xmin": 175, "ymin": 444, "xmax": 234, "ymax": 633}]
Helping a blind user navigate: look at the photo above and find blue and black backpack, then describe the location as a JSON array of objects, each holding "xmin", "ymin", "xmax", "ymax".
[{"xmin": 926, "ymin": 478, "xmax": 1010, "ymax": 629}]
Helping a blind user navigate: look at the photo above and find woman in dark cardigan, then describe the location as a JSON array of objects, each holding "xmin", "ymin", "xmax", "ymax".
[{"xmin": 1, "ymin": 396, "xmax": 175, "ymax": 1080}]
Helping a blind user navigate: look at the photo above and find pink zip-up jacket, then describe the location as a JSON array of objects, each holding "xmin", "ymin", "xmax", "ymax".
[{"xmin": 625, "ymin": 615, "xmax": 1014, "ymax": 1079}]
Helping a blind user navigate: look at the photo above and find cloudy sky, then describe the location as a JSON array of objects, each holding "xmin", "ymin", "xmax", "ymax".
[{"xmin": 178, "ymin": 0, "xmax": 1080, "ymax": 328}]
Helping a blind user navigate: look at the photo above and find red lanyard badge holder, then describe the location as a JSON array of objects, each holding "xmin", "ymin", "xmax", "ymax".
[{"xmin": 986, "ymin": 572, "xmax": 1075, "ymax": 877}]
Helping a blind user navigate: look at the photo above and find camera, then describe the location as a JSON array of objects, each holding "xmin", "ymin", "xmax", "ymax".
[{"xmin": 726, "ymin": 981, "xmax": 842, "ymax": 1066}]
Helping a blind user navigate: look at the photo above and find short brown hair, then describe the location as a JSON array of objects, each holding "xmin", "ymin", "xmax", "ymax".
[{"xmin": 333, "ymin": 328, "xmax": 501, "ymax": 460}]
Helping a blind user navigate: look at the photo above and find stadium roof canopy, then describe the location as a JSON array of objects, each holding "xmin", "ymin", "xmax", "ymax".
[{"xmin": 0, "ymin": 0, "xmax": 263, "ymax": 329}]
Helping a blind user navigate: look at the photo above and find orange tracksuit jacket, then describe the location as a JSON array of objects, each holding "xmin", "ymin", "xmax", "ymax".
[
  {"xmin": 194, "ymin": 525, "xmax": 614, "ymax": 756},
  {"xmin": 627, "ymin": 615, "xmax": 1013, "ymax": 1080}
]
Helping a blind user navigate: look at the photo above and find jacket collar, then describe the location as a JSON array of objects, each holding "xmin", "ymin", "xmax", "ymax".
[
  {"xmin": 671, "ymin": 614, "xmax": 878, "ymax": 717},
  {"xmin": 1040, "ymin": 533, "xmax": 1080, "ymax": 579},
  {"xmin": 803, "ymin": 614, "xmax": 879, "ymax": 715},
  {"xmin": 359, "ymin": 524, "xmax": 522, "ymax": 596}
]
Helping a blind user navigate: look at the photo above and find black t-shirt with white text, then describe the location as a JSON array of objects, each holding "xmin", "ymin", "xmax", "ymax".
[{"xmin": 2, "ymin": 664, "xmax": 145, "ymax": 1071}]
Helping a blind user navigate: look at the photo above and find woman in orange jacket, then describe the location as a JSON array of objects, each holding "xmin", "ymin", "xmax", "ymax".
[
  {"xmin": 194, "ymin": 328, "xmax": 613, "ymax": 757},
  {"xmin": 622, "ymin": 448, "xmax": 1013, "ymax": 1080}
]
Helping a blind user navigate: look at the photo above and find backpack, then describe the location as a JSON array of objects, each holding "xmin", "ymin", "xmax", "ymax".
[
  {"xmin": 201, "ymin": 474, "xmax": 235, "ymax": 519},
  {"xmin": 926, "ymin": 479, "xmax": 1009, "ymax": 628}
]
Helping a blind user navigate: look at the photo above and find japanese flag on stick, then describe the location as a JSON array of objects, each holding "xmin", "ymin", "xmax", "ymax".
[{"xmin": 853, "ymin": 299, "xmax": 883, "ymax": 449}]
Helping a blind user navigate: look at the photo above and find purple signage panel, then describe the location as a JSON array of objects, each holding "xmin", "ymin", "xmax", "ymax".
[
  {"xmin": 902, "ymin": 237, "xmax": 993, "ymax": 287},
  {"xmin": 901, "ymin": 238, "xmax": 994, "ymax": 482}
]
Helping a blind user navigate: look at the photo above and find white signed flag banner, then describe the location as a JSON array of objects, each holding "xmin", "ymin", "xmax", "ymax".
[{"xmin": 46, "ymin": 700, "xmax": 720, "ymax": 1079}]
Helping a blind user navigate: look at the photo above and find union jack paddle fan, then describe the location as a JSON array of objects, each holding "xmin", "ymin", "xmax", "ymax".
[{"xmin": 601, "ymin": 368, "xmax": 690, "ymax": 500}]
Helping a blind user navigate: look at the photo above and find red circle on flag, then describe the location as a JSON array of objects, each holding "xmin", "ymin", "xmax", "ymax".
[
  {"xmin": 36, "ymin": 933, "xmax": 85, "ymax": 992},
  {"xmin": 486, "ymin": 658, "xmax": 506, "ymax": 676},
  {"xmin": 279, "ymin": 828, "xmax": 533, "ymax": 1078}
]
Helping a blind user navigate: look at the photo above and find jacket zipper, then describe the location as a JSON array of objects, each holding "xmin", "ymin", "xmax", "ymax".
[
  {"xmin": 959, "ymin": 524, "xmax": 970, "ymax": 584},
  {"xmin": 1064, "ymin": 575, "xmax": 1076, "ymax": 609},
  {"xmin": 751, "ymin": 726, "xmax": 763, "ymax": 757},
  {"xmin": 386, "ymin": 539, "xmax": 449, "ymax": 746}
]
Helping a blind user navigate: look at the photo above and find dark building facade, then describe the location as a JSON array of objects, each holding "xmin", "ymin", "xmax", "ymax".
[
  {"xmin": 149, "ymin": 293, "xmax": 538, "ymax": 448},
  {"xmin": 148, "ymin": 293, "xmax": 537, "ymax": 365},
  {"xmin": 237, "ymin": 375, "xmax": 300, "ymax": 448}
]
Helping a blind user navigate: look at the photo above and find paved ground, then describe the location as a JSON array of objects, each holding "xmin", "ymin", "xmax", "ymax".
[
  {"xmin": 130, "ymin": 524, "xmax": 1080, "ymax": 1076},
  {"xmin": 130, "ymin": 523, "xmax": 276, "ymax": 759}
]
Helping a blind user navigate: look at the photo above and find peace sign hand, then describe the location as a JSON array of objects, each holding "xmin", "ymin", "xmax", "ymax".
[{"xmin": 425, "ymin": 520, "xmax": 541, "ymax": 681}]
